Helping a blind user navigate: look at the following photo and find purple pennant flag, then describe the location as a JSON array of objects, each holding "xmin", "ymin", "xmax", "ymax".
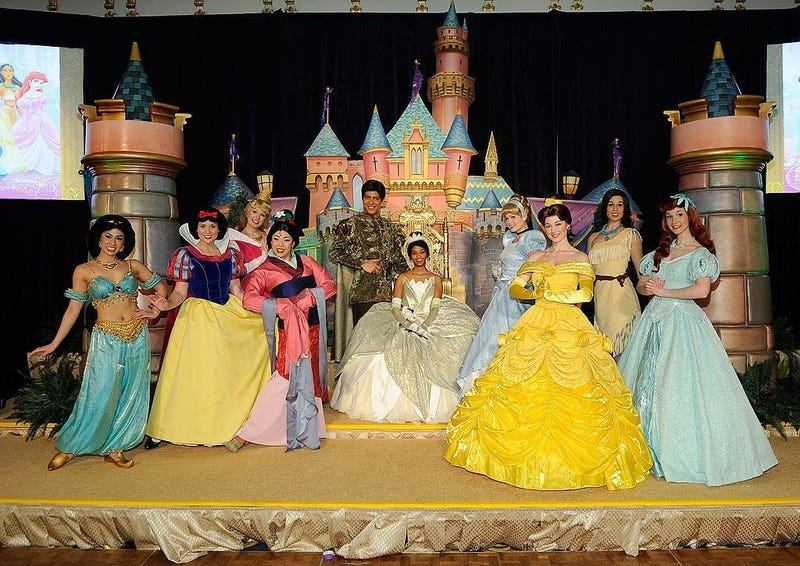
[
  {"xmin": 612, "ymin": 138, "xmax": 622, "ymax": 180},
  {"xmin": 320, "ymin": 86, "xmax": 333, "ymax": 128},
  {"xmin": 410, "ymin": 59, "xmax": 423, "ymax": 105},
  {"xmin": 229, "ymin": 134, "xmax": 239, "ymax": 161}
]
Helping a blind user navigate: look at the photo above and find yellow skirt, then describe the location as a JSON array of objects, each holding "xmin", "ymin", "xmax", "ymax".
[
  {"xmin": 445, "ymin": 300, "xmax": 652, "ymax": 490},
  {"xmin": 146, "ymin": 295, "xmax": 270, "ymax": 445}
]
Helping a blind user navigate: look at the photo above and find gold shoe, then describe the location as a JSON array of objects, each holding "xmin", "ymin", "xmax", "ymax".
[
  {"xmin": 104, "ymin": 450, "xmax": 134, "ymax": 469},
  {"xmin": 47, "ymin": 452, "xmax": 74, "ymax": 471}
]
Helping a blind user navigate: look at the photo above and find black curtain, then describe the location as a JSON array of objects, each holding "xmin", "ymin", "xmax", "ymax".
[{"xmin": 2, "ymin": 8, "xmax": 799, "ymax": 399}]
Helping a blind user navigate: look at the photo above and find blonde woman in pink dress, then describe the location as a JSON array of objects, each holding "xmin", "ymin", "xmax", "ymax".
[{"xmin": 228, "ymin": 198, "xmax": 272, "ymax": 276}]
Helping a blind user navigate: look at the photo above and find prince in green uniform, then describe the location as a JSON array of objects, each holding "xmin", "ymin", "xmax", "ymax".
[{"xmin": 329, "ymin": 180, "xmax": 406, "ymax": 360}]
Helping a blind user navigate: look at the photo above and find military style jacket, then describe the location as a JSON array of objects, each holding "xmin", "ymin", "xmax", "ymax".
[{"xmin": 329, "ymin": 213, "xmax": 406, "ymax": 304}]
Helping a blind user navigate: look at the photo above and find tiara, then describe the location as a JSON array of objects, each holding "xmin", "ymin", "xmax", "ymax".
[
  {"xmin": 403, "ymin": 231, "xmax": 428, "ymax": 249},
  {"xmin": 544, "ymin": 197, "xmax": 563, "ymax": 207}
]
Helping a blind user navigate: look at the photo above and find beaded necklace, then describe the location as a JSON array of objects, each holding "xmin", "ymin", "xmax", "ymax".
[
  {"xmin": 95, "ymin": 257, "xmax": 119, "ymax": 270},
  {"xmin": 599, "ymin": 224, "xmax": 623, "ymax": 241}
]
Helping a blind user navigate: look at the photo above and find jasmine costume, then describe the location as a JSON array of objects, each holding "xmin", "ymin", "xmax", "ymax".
[{"xmin": 55, "ymin": 263, "xmax": 161, "ymax": 456}]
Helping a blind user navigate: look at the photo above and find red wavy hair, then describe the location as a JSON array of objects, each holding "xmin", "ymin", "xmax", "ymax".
[{"xmin": 652, "ymin": 195, "xmax": 715, "ymax": 271}]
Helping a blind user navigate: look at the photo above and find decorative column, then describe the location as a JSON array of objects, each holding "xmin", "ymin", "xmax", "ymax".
[
  {"xmin": 664, "ymin": 41, "xmax": 776, "ymax": 373},
  {"xmin": 79, "ymin": 42, "xmax": 190, "ymax": 373}
]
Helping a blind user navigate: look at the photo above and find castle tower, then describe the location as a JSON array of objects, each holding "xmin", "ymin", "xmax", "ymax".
[
  {"xmin": 304, "ymin": 123, "xmax": 350, "ymax": 229},
  {"xmin": 209, "ymin": 134, "xmax": 256, "ymax": 218},
  {"xmin": 664, "ymin": 41, "xmax": 776, "ymax": 373},
  {"xmin": 484, "ymin": 131, "xmax": 498, "ymax": 182},
  {"xmin": 469, "ymin": 189, "xmax": 504, "ymax": 315},
  {"xmin": 358, "ymin": 106, "xmax": 391, "ymax": 188},
  {"xmin": 427, "ymin": 0, "xmax": 475, "ymax": 135},
  {"xmin": 79, "ymin": 41, "xmax": 190, "ymax": 373},
  {"xmin": 442, "ymin": 111, "xmax": 476, "ymax": 208}
]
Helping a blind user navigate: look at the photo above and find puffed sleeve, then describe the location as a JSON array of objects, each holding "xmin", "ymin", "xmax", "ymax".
[
  {"xmin": 638, "ymin": 251, "xmax": 657, "ymax": 277},
  {"xmin": 167, "ymin": 248, "xmax": 192, "ymax": 282},
  {"xmin": 688, "ymin": 248, "xmax": 720, "ymax": 283},
  {"xmin": 229, "ymin": 247, "xmax": 247, "ymax": 280},
  {"xmin": 519, "ymin": 229, "xmax": 547, "ymax": 256}
]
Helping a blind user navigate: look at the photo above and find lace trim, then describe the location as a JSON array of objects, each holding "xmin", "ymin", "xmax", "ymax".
[{"xmin": 93, "ymin": 318, "xmax": 146, "ymax": 343}]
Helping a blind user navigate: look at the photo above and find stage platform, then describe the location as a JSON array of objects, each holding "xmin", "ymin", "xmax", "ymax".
[{"xmin": 1, "ymin": 404, "xmax": 799, "ymax": 564}]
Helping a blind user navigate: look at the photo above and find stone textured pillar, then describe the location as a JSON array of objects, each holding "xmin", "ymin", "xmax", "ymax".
[
  {"xmin": 79, "ymin": 42, "xmax": 190, "ymax": 373},
  {"xmin": 664, "ymin": 42, "xmax": 776, "ymax": 373}
]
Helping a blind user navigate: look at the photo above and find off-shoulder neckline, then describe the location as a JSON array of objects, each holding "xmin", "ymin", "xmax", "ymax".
[
  {"xmin": 525, "ymin": 260, "xmax": 590, "ymax": 268},
  {"xmin": 661, "ymin": 247, "xmax": 704, "ymax": 263}
]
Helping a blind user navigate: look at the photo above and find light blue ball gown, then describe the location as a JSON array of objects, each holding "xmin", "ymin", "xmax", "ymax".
[
  {"xmin": 457, "ymin": 228, "xmax": 546, "ymax": 394},
  {"xmin": 618, "ymin": 247, "xmax": 777, "ymax": 486}
]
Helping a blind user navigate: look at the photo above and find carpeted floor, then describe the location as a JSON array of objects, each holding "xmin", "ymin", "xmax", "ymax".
[{"xmin": 1, "ymin": 406, "xmax": 797, "ymax": 507}]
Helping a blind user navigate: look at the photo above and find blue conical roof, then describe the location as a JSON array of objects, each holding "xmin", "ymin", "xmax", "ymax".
[
  {"xmin": 112, "ymin": 42, "xmax": 155, "ymax": 121},
  {"xmin": 209, "ymin": 174, "xmax": 255, "ymax": 208},
  {"xmin": 358, "ymin": 107, "xmax": 391, "ymax": 154},
  {"xmin": 304, "ymin": 124, "xmax": 349, "ymax": 157},
  {"xmin": 700, "ymin": 42, "xmax": 741, "ymax": 118},
  {"xmin": 325, "ymin": 186, "xmax": 351, "ymax": 210},
  {"xmin": 442, "ymin": 113, "xmax": 476, "ymax": 153},
  {"xmin": 478, "ymin": 189, "xmax": 502, "ymax": 210},
  {"xmin": 443, "ymin": 1, "xmax": 459, "ymax": 27}
]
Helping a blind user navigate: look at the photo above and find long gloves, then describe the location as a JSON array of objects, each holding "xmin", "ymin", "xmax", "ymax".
[
  {"xmin": 416, "ymin": 297, "xmax": 440, "ymax": 338},
  {"xmin": 392, "ymin": 297, "xmax": 438, "ymax": 339},
  {"xmin": 391, "ymin": 297, "xmax": 410, "ymax": 327},
  {"xmin": 509, "ymin": 276, "xmax": 537, "ymax": 300}
]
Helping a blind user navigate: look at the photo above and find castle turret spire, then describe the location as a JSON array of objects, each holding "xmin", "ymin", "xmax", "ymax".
[
  {"xmin": 427, "ymin": 0, "xmax": 474, "ymax": 135},
  {"xmin": 484, "ymin": 132, "xmax": 498, "ymax": 182}
]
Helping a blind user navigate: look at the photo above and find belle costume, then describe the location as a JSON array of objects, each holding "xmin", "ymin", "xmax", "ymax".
[{"xmin": 445, "ymin": 261, "xmax": 652, "ymax": 490}]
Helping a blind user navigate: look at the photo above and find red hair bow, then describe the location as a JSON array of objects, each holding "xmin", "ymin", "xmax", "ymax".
[{"xmin": 198, "ymin": 210, "xmax": 219, "ymax": 220}]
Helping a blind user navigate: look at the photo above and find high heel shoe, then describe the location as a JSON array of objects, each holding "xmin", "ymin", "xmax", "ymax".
[
  {"xmin": 224, "ymin": 436, "xmax": 247, "ymax": 453},
  {"xmin": 47, "ymin": 452, "xmax": 74, "ymax": 471},
  {"xmin": 104, "ymin": 450, "xmax": 134, "ymax": 468}
]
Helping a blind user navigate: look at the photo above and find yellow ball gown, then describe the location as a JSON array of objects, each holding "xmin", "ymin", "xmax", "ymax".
[{"xmin": 445, "ymin": 261, "xmax": 652, "ymax": 490}]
